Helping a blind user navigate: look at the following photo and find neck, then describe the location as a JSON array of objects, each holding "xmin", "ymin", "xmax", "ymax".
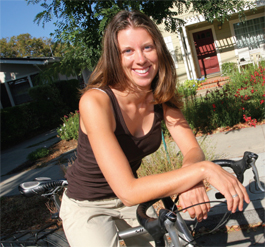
[{"xmin": 111, "ymin": 86, "xmax": 153, "ymax": 108}]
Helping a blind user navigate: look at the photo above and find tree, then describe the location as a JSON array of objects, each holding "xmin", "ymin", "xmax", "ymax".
[
  {"xmin": 26, "ymin": 0, "xmax": 255, "ymax": 76},
  {"xmin": 0, "ymin": 33, "xmax": 65, "ymax": 58}
]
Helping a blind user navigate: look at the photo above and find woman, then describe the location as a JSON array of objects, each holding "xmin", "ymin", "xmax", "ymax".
[{"xmin": 60, "ymin": 10, "xmax": 249, "ymax": 247}]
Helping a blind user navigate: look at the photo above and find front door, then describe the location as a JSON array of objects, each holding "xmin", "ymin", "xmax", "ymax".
[{"xmin": 193, "ymin": 29, "xmax": 220, "ymax": 77}]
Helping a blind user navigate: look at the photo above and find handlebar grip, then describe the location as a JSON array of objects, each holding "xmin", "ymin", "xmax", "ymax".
[
  {"xmin": 136, "ymin": 199, "xmax": 169, "ymax": 245},
  {"xmin": 18, "ymin": 179, "xmax": 68, "ymax": 197}
]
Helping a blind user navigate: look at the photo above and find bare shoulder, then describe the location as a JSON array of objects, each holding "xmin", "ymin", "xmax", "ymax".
[
  {"xmin": 80, "ymin": 89, "xmax": 111, "ymax": 109},
  {"xmin": 162, "ymin": 104, "xmax": 186, "ymax": 123},
  {"xmin": 79, "ymin": 89, "xmax": 115, "ymax": 134}
]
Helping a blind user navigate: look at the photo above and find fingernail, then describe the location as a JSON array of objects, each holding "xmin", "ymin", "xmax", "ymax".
[{"xmin": 203, "ymin": 216, "xmax": 207, "ymax": 220}]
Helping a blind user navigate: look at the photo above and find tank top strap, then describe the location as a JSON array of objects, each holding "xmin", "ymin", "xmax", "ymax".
[{"xmin": 101, "ymin": 86, "xmax": 128, "ymax": 134}]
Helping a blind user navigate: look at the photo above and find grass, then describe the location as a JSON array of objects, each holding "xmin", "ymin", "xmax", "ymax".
[{"xmin": 137, "ymin": 135, "xmax": 219, "ymax": 178}]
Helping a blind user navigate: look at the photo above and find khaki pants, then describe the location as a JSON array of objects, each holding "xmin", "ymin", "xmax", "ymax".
[{"xmin": 60, "ymin": 190, "xmax": 157, "ymax": 247}]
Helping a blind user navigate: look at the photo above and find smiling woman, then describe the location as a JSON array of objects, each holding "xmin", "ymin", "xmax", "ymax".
[
  {"xmin": 59, "ymin": 10, "xmax": 250, "ymax": 247},
  {"xmin": 118, "ymin": 27, "xmax": 159, "ymax": 90}
]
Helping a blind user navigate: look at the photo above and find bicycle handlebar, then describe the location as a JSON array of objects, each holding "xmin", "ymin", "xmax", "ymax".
[{"xmin": 18, "ymin": 179, "xmax": 68, "ymax": 197}]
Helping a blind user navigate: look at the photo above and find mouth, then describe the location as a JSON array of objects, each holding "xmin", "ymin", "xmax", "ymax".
[{"xmin": 133, "ymin": 66, "xmax": 150, "ymax": 75}]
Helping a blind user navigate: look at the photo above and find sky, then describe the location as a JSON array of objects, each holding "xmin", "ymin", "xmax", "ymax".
[{"xmin": 0, "ymin": 0, "xmax": 56, "ymax": 39}]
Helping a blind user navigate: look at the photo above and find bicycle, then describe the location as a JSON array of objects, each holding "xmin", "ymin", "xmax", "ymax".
[{"xmin": 1, "ymin": 151, "xmax": 264, "ymax": 247}]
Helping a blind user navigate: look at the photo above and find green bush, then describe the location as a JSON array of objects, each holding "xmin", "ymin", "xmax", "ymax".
[
  {"xmin": 29, "ymin": 79, "xmax": 80, "ymax": 113},
  {"xmin": 57, "ymin": 111, "xmax": 79, "ymax": 141},
  {"xmin": 54, "ymin": 80, "xmax": 80, "ymax": 112},
  {"xmin": 27, "ymin": 147, "xmax": 50, "ymax": 161},
  {"xmin": 221, "ymin": 62, "xmax": 237, "ymax": 76},
  {"xmin": 28, "ymin": 84, "xmax": 61, "ymax": 102},
  {"xmin": 1, "ymin": 79, "xmax": 80, "ymax": 149},
  {"xmin": 137, "ymin": 134, "xmax": 218, "ymax": 178},
  {"xmin": 178, "ymin": 77, "xmax": 206, "ymax": 97},
  {"xmin": 182, "ymin": 63, "xmax": 265, "ymax": 134}
]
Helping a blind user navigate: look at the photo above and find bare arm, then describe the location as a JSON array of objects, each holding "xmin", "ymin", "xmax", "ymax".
[
  {"xmin": 79, "ymin": 91, "xmax": 249, "ymax": 212},
  {"xmin": 163, "ymin": 104, "xmax": 249, "ymax": 217}
]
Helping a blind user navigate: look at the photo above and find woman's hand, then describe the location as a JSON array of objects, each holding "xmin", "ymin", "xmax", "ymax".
[
  {"xmin": 178, "ymin": 181, "xmax": 210, "ymax": 222},
  {"xmin": 204, "ymin": 161, "xmax": 250, "ymax": 213}
]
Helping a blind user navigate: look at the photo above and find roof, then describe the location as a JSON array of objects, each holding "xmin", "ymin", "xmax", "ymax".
[{"xmin": 0, "ymin": 57, "xmax": 60, "ymax": 65}]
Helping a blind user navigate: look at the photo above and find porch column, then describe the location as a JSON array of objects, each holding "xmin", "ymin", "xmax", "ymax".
[
  {"xmin": 182, "ymin": 27, "xmax": 196, "ymax": 79},
  {"xmin": 177, "ymin": 30, "xmax": 191, "ymax": 80},
  {"xmin": 4, "ymin": 81, "xmax": 15, "ymax": 107},
  {"xmin": 27, "ymin": 75, "xmax": 34, "ymax": 88}
]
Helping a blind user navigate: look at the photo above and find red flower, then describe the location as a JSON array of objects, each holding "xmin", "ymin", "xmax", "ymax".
[
  {"xmin": 260, "ymin": 99, "xmax": 265, "ymax": 104},
  {"xmin": 251, "ymin": 89, "xmax": 254, "ymax": 94},
  {"xmin": 212, "ymin": 104, "xmax": 216, "ymax": 109}
]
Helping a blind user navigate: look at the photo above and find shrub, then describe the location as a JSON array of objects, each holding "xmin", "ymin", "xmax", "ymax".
[
  {"xmin": 54, "ymin": 80, "xmax": 80, "ymax": 112},
  {"xmin": 182, "ymin": 63, "xmax": 265, "ymax": 134},
  {"xmin": 27, "ymin": 147, "xmax": 50, "ymax": 161},
  {"xmin": 1, "ymin": 79, "xmax": 81, "ymax": 149},
  {"xmin": 221, "ymin": 62, "xmax": 237, "ymax": 76},
  {"xmin": 57, "ymin": 111, "xmax": 80, "ymax": 141},
  {"xmin": 137, "ymin": 135, "xmax": 218, "ymax": 178},
  {"xmin": 178, "ymin": 77, "xmax": 206, "ymax": 97}
]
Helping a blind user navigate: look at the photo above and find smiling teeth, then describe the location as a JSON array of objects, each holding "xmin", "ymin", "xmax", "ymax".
[{"xmin": 135, "ymin": 68, "xmax": 149, "ymax": 74}]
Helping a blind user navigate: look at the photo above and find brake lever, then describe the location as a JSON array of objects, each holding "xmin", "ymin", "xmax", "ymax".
[
  {"xmin": 215, "ymin": 152, "xmax": 260, "ymax": 199},
  {"xmin": 249, "ymin": 156, "xmax": 265, "ymax": 192}
]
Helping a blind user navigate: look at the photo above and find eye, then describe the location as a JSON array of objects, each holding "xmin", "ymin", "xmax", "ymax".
[
  {"xmin": 123, "ymin": 49, "xmax": 133, "ymax": 55},
  {"xmin": 144, "ymin": 45, "xmax": 154, "ymax": 51}
]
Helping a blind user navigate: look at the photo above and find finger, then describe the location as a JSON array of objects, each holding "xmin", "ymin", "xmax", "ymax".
[
  {"xmin": 195, "ymin": 197, "xmax": 209, "ymax": 221},
  {"xmin": 179, "ymin": 197, "xmax": 196, "ymax": 218},
  {"xmin": 187, "ymin": 205, "xmax": 196, "ymax": 219},
  {"xmin": 231, "ymin": 191, "xmax": 241, "ymax": 213},
  {"xmin": 178, "ymin": 197, "xmax": 187, "ymax": 213},
  {"xmin": 236, "ymin": 183, "xmax": 249, "ymax": 211},
  {"xmin": 193, "ymin": 204, "xmax": 204, "ymax": 222},
  {"xmin": 230, "ymin": 180, "xmax": 250, "ymax": 213},
  {"xmin": 226, "ymin": 189, "xmax": 237, "ymax": 212},
  {"xmin": 182, "ymin": 201, "xmax": 196, "ymax": 218},
  {"xmin": 203, "ymin": 193, "xmax": 211, "ymax": 213},
  {"xmin": 241, "ymin": 183, "xmax": 250, "ymax": 204}
]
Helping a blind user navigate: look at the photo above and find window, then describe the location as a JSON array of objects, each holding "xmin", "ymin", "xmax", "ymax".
[
  {"xmin": 233, "ymin": 16, "xmax": 265, "ymax": 50},
  {"xmin": 8, "ymin": 77, "xmax": 32, "ymax": 105},
  {"xmin": 164, "ymin": 36, "xmax": 178, "ymax": 68}
]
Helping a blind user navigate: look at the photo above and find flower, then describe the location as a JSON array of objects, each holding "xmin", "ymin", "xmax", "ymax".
[
  {"xmin": 212, "ymin": 104, "xmax": 216, "ymax": 109},
  {"xmin": 260, "ymin": 99, "xmax": 264, "ymax": 104}
]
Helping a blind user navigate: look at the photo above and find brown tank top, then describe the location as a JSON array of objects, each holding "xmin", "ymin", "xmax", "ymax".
[{"xmin": 65, "ymin": 87, "xmax": 164, "ymax": 201}]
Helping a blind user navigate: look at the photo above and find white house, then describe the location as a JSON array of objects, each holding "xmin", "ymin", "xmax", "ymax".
[{"xmin": 159, "ymin": 1, "xmax": 265, "ymax": 83}]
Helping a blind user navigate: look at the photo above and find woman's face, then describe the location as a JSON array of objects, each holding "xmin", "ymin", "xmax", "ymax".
[{"xmin": 117, "ymin": 27, "xmax": 159, "ymax": 90}]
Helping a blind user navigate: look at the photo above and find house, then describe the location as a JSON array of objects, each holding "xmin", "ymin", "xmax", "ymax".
[
  {"xmin": 159, "ymin": 1, "xmax": 265, "ymax": 83},
  {"xmin": 0, "ymin": 57, "xmax": 90, "ymax": 109}
]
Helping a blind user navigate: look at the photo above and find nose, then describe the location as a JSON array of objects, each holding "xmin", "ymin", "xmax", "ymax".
[{"xmin": 135, "ymin": 50, "xmax": 147, "ymax": 64}]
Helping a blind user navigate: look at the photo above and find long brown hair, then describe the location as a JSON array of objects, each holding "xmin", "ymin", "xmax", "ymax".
[{"xmin": 83, "ymin": 10, "xmax": 182, "ymax": 108}]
